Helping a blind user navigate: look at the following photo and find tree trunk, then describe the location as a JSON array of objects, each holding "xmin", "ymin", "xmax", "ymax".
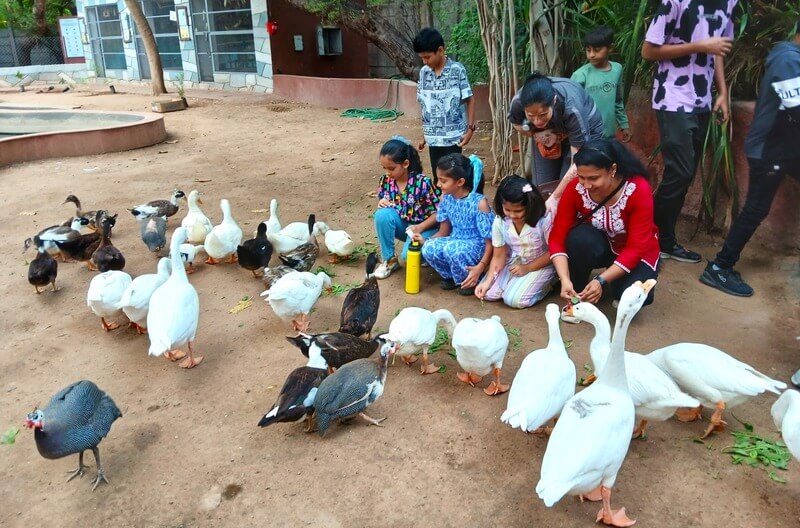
[
  {"xmin": 123, "ymin": 0, "xmax": 167, "ymax": 95},
  {"xmin": 529, "ymin": 0, "xmax": 562, "ymax": 75},
  {"xmin": 285, "ymin": 0, "xmax": 420, "ymax": 81},
  {"xmin": 32, "ymin": 0, "xmax": 48, "ymax": 36}
]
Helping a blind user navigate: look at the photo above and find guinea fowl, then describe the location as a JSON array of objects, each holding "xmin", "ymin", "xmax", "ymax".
[
  {"xmin": 129, "ymin": 190, "xmax": 185, "ymax": 220},
  {"xmin": 138, "ymin": 214, "xmax": 167, "ymax": 255},
  {"xmin": 28, "ymin": 236, "xmax": 58, "ymax": 294},
  {"xmin": 313, "ymin": 339, "xmax": 395, "ymax": 437},
  {"xmin": 286, "ymin": 332, "xmax": 383, "ymax": 373},
  {"xmin": 338, "ymin": 252, "xmax": 380, "ymax": 338},
  {"xmin": 278, "ymin": 214, "xmax": 319, "ymax": 272},
  {"xmin": 24, "ymin": 380, "xmax": 122, "ymax": 491},
  {"xmin": 257, "ymin": 366, "xmax": 328, "ymax": 432},
  {"xmin": 237, "ymin": 221, "xmax": 273, "ymax": 277},
  {"xmin": 91, "ymin": 214, "xmax": 125, "ymax": 272}
]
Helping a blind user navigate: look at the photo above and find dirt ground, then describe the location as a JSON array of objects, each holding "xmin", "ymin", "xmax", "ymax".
[{"xmin": 0, "ymin": 85, "xmax": 799, "ymax": 528}]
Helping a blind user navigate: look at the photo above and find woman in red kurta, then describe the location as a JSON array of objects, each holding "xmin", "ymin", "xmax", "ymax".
[{"xmin": 549, "ymin": 138, "xmax": 660, "ymax": 308}]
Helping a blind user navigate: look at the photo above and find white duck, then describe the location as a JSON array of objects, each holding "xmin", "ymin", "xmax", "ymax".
[
  {"xmin": 120, "ymin": 257, "xmax": 171, "ymax": 334},
  {"xmin": 536, "ymin": 280, "xmax": 655, "ymax": 528},
  {"xmin": 451, "ymin": 315, "xmax": 510, "ymax": 395},
  {"xmin": 267, "ymin": 213, "xmax": 319, "ymax": 254},
  {"xmin": 315, "ymin": 222, "xmax": 355, "ymax": 263},
  {"xmin": 384, "ymin": 307, "xmax": 456, "ymax": 375},
  {"xmin": 567, "ymin": 301, "xmax": 700, "ymax": 438},
  {"xmin": 181, "ymin": 190, "xmax": 214, "ymax": 244},
  {"xmin": 501, "ymin": 304, "xmax": 575, "ymax": 433},
  {"xmin": 771, "ymin": 389, "xmax": 800, "ymax": 461},
  {"xmin": 178, "ymin": 242, "xmax": 205, "ymax": 274},
  {"xmin": 204, "ymin": 198, "xmax": 243, "ymax": 264},
  {"xmin": 261, "ymin": 271, "xmax": 331, "ymax": 333},
  {"xmin": 147, "ymin": 227, "xmax": 202, "ymax": 368},
  {"xmin": 87, "ymin": 270, "xmax": 132, "ymax": 332},
  {"xmin": 646, "ymin": 343, "xmax": 786, "ymax": 438},
  {"xmin": 263, "ymin": 198, "xmax": 281, "ymax": 235}
]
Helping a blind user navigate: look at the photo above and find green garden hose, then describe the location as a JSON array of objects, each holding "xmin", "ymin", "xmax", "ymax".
[{"xmin": 340, "ymin": 75, "xmax": 406, "ymax": 122}]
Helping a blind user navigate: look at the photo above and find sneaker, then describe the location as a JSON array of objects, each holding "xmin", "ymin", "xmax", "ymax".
[
  {"xmin": 457, "ymin": 286, "xmax": 475, "ymax": 296},
  {"xmin": 440, "ymin": 278, "xmax": 458, "ymax": 290},
  {"xmin": 698, "ymin": 262, "xmax": 754, "ymax": 297},
  {"xmin": 560, "ymin": 304, "xmax": 579, "ymax": 324},
  {"xmin": 374, "ymin": 257, "xmax": 399, "ymax": 279},
  {"xmin": 791, "ymin": 368, "xmax": 800, "ymax": 389},
  {"xmin": 660, "ymin": 244, "xmax": 702, "ymax": 263}
]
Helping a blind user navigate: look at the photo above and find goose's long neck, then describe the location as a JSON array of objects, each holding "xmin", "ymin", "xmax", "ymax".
[
  {"xmin": 588, "ymin": 314, "xmax": 611, "ymax": 368},
  {"xmin": 546, "ymin": 316, "xmax": 563, "ymax": 354},
  {"xmin": 170, "ymin": 236, "xmax": 188, "ymax": 282},
  {"xmin": 189, "ymin": 195, "xmax": 201, "ymax": 213},
  {"xmin": 597, "ymin": 310, "xmax": 633, "ymax": 390}
]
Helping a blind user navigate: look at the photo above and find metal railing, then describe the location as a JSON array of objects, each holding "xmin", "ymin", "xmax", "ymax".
[{"xmin": 0, "ymin": 27, "xmax": 65, "ymax": 68}]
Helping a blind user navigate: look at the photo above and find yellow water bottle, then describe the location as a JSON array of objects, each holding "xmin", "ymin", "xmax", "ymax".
[{"xmin": 405, "ymin": 240, "xmax": 421, "ymax": 294}]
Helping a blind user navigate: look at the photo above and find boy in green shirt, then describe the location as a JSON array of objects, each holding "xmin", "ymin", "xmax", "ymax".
[{"xmin": 571, "ymin": 26, "xmax": 632, "ymax": 142}]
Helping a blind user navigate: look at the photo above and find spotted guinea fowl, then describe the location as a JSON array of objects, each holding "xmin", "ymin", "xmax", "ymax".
[
  {"xmin": 278, "ymin": 214, "xmax": 319, "ymax": 272},
  {"xmin": 28, "ymin": 236, "xmax": 58, "ymax": 294},
  {"xmin": 257, "ymin": 366, "xmax": 328, "ymax": 432},
  {"xmin": 129, "ymin": 190, "xmax": 185, "ymax": 220},
  {"xmin": 286, "ymin": 332, "xmax": 383, "ymax": 373},
  {"xmin": 91, "ymin": 214, "xmax": 125, "ymax": 272},
  {"xmin": 24, "ymin": 380, "xmax": 122, "ymax": 491},
  {"xmin": 313, "ymin": 339, "xmax": 395, "ymax": 437},
  {"xmin": 138, "ymin": 214, "xmax": 167, "ymax": 255},
  {"xmin": 338, "ymin": 252, "xmax": 380, "ymax": 338},
  {"xmin": 237, "ymin": 221, "xmax": 273, "ymax": 277}
]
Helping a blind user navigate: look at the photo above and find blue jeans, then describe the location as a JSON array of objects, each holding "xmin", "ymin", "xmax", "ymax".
[{"xmin": 374, "ymin": 207, "xmax": 437, "ymax": 262}]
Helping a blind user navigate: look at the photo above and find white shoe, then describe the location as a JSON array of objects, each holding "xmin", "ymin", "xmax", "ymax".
[
  {"xmin": 792, "ymin": 368, "xmax": 800, "ymax": 389},
  {"xmin": 374, "ymin": 257, "xmax": 399, "ymax": 279}
]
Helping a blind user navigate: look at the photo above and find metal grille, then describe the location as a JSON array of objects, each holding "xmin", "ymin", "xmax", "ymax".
[{"xmin": 0, "ymin": 27, "xmax": 65, "ymax": 68}]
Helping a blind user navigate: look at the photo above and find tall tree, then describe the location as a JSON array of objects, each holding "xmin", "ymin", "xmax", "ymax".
[
  {"xmin": 32, "ymin": 0, "xmax": 47, "ymax": 35},
  {"xmin": 123, "ymin": 0, "xmax": 167, "ymax": 95},
  {"xmin": 284, "ymin": 0, "xmax": 420, "ymax": 80}
]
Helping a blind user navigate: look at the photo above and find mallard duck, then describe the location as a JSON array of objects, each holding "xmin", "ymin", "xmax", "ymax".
[
  {"xmin": 87, "ymin": 270, "xmax": 132, "ymax": 332},
  {"xmin": 261, "ymin": 271, "xmax": 331, "ymax": 332},
  {"xmin": 264, "ymin": 198, "xmax": 281, "ymax": 234},
  {"xmin": 24, "ymin": 216, "xmax": 90, "ymax": 261},
  {"xmin": 147, "ymin": 227, "xmax": 202, "ymax": 368},
  {"xmin": 451, "ymin": 315, "xmax": 510, "ymax": 396},
  {"xmin": 267, "ymin": 213, "xmax": 317, "ymax": 254},
  {"xmin": 338, "ymin": 252, "xmax": 380, "ymax": 338},
  {"xmin": 257, "ymin": 366, "xmax": 328, "ymax": 432},
  {"xmin": 536, "ymin": 280, "xmax": 655, "ymax": 528},
  {"xmin": 313, "ymin": 339, "xmax": 396, "ymax": 437},
  {"xmin": 772, "ymin": 390, "xmax": 800, "ymax": 461},
  {"xmin": 286, "ymin": 332, "xmax": 383, "ymax": 373},
  {"xmin": 129, "ymin": 190, "xmax": 186, "ymax": 219},
  {"xmin": 138, "ymin": 214, "xmax": 167, "ymax": 255},
  {"xmin": 204, "ymin": 199, "xmax": 242, "ymax": 264},
  {"xmin": 262, "ymin": 265, "xmax": 295, "ymax": 289},
  {"xmin": 180, "ymin": 190, "xmax": 214, "ymax": 244},
  {"xmin": 567, "ymin": 302, "xmax": 700, "ymax": 438},
  {"xmin": 502, "ymin": 304, "xmax": 575, "ymax": 433},
  {"xmin": 178, "ymin": 243, "xmax": 205, "ymax": 274},
  {"xmin": 28, "ymin": 236, "xmax": 59, "ymax": 294},
  {"xmin": 646, "ymin": 342, "xmax": 787, "ymax": 439},
  {"xmin": 120, "ymin": 257, "xmax": 171, "ymax": 334},
  {"xmin": 91, "ymin": 214, "xmax": 124, "ymax": 272},
  {"xmin": 317, "ymin": 223, "xmax": 356, "ymax": 263},
  {"xmin": 384, "ymin": 307, "xmax": 457, "ymax": 375},
  {"xmin": 277, "ymin": 215, "xmax": 319, "ymax": 271},
  {"xmin": 237, "ymin": 221, "xmax": 273, "ymax": 277}
]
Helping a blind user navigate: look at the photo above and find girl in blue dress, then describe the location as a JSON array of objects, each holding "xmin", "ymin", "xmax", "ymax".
[{"xmin": 419, "ymin": 153, "xmax": 493, "ymax": 295}]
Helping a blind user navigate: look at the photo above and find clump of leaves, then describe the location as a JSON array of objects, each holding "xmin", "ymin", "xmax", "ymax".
[
  {"xmin": 325, "ymin": 282, "xmax": 362, "ymax": 296},
  {"xmin": 1, "ymin": 426, "xmax": 19, "ymax": 445},
  {"xmin": 314, "ymin": 265, "xmax": 336, "ymax": 277},
  {"xmin": 429, "ymin": 328, "xmax": 450, "ymax": 355},
  {"xmin": 341, "ymin": 242, "xmax": 378, "ymax": 264},
  {"xmin": 504, "ymin": 325, "xmax": 522, "ymax": 350},
  {"xmin": 721, "ymin": 430, "xmax": 791, "ymax": 482}
]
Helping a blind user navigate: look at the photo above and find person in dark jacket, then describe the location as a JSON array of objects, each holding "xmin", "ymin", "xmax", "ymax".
[{"xmin": 700, "ymin": 22, "xmax": 800, "ymax": 299}]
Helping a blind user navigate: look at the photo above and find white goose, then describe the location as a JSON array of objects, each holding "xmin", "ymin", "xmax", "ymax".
[
  {"xmin": 147, "ymin": 227, "xmax": 202, "ymax": 368},
  {"xmin": 180, "ymin": 190, "xmax": 214, "ymax": 244},
  {"xmin": 451, "ymin": 315, "xmax": 510, "ymax": 396},
  {"xmin": 87, "ymin": 270, "xmax": 132, "ymax": 332},
  {"xmin": 771, "ymin": 389, "xmax": 800, "ymax": 461},
  {"xmin": 537, "ymin": 280, "xmax": 655, "ymax": 528},
  {"xmin": 646, "ymin": 343, "xmax": 786, "ymax": 438},
  {"xmin": 267, "ymin": 214, "xmax": 319, "ymax": 254},
  {"xmin": 316, "ymin": 222, "xmax": 356, "ymax": 263},
  {"xmin": 501, "ymin": 304, "xmax": 575, "ymax": 432},
  {"xmin": 384, "ymin": 307, "xmax": 456, "ymax": 375},
  {"xmin": 264, "ymin": 198, "xmax": 281, "ymax": 234},
  {"xmin": 120, "ymin": 257, "xmax": 171, "ymax": 334},
  {"xmin": 261, "ymin": 271, "xmax": 331, "ymax": 333},
  {"xmin": 567, "ymin": 302, "xmax": 700, "ymax": 438},
  {"xmin": 204, "ymin": 199, "xmax": 243, "ymax": 264}
]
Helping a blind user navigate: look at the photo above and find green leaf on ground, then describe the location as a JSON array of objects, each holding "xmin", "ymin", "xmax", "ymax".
[
  {"xmin": 314, "ymin": 265, "xmax": 336, "ymax": 277},
  {"xmin": 1, "ymin": 427, "xmax": 19, "ymax": 445},
  {"xmin": 721, "ymin": 430, "xmax": 791, "ymax": 481},
  {"xmin": 437, "ymin": 365, "xmax": 447, "ymax": 374},
  {"xmin": 429, "ymin": 328, "xmax": 450, "ymax": 354}
]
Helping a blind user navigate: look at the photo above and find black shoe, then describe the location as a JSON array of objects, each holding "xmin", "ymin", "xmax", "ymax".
[
  {"xmin": 439, "ymin": 278, "xmax": 458, "ymax": 290},
  {"xmin": 699, "ymin": 262, "xmax": 754, "ymax": 297},
  {"xmin": 457, "ymin": 286, "xmax": 475, "ymax": 296},
  {"xmin": 660, "ymin": 244, "xmax": 702, "ymax": 263}
]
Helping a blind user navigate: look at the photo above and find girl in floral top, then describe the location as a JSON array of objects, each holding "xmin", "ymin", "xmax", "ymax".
[{"xmin": 373, "ymin": 137, "xmax": 440, "ymax": 279}]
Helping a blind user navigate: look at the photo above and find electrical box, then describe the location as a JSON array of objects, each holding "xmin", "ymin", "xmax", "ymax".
[
  {"xmin": 316, "ymin": 25, "xmax": 342, "ymax": 56},
  {"xmin": 293, "ymin": 34, "xmax": 303, "ymax": 51}
]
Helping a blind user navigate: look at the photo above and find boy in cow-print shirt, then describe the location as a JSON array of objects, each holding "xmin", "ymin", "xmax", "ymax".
[{"xmin": 642, "ymin": 0, "xmax": 737, "ymax": 264}]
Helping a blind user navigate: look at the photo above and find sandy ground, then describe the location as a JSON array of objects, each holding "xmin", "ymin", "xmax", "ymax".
[{"xmin": 0, "ymin": 86, "xmax": 799, "ymax": 528}]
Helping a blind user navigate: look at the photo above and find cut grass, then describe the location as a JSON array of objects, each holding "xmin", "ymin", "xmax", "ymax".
[
  {"xmin": 324, "ymin": 282, "xmax": 362, "ymax": 296},
  {"xmin": 721, "ymin": 429, "xmax": 791, "ymax": 482}
]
